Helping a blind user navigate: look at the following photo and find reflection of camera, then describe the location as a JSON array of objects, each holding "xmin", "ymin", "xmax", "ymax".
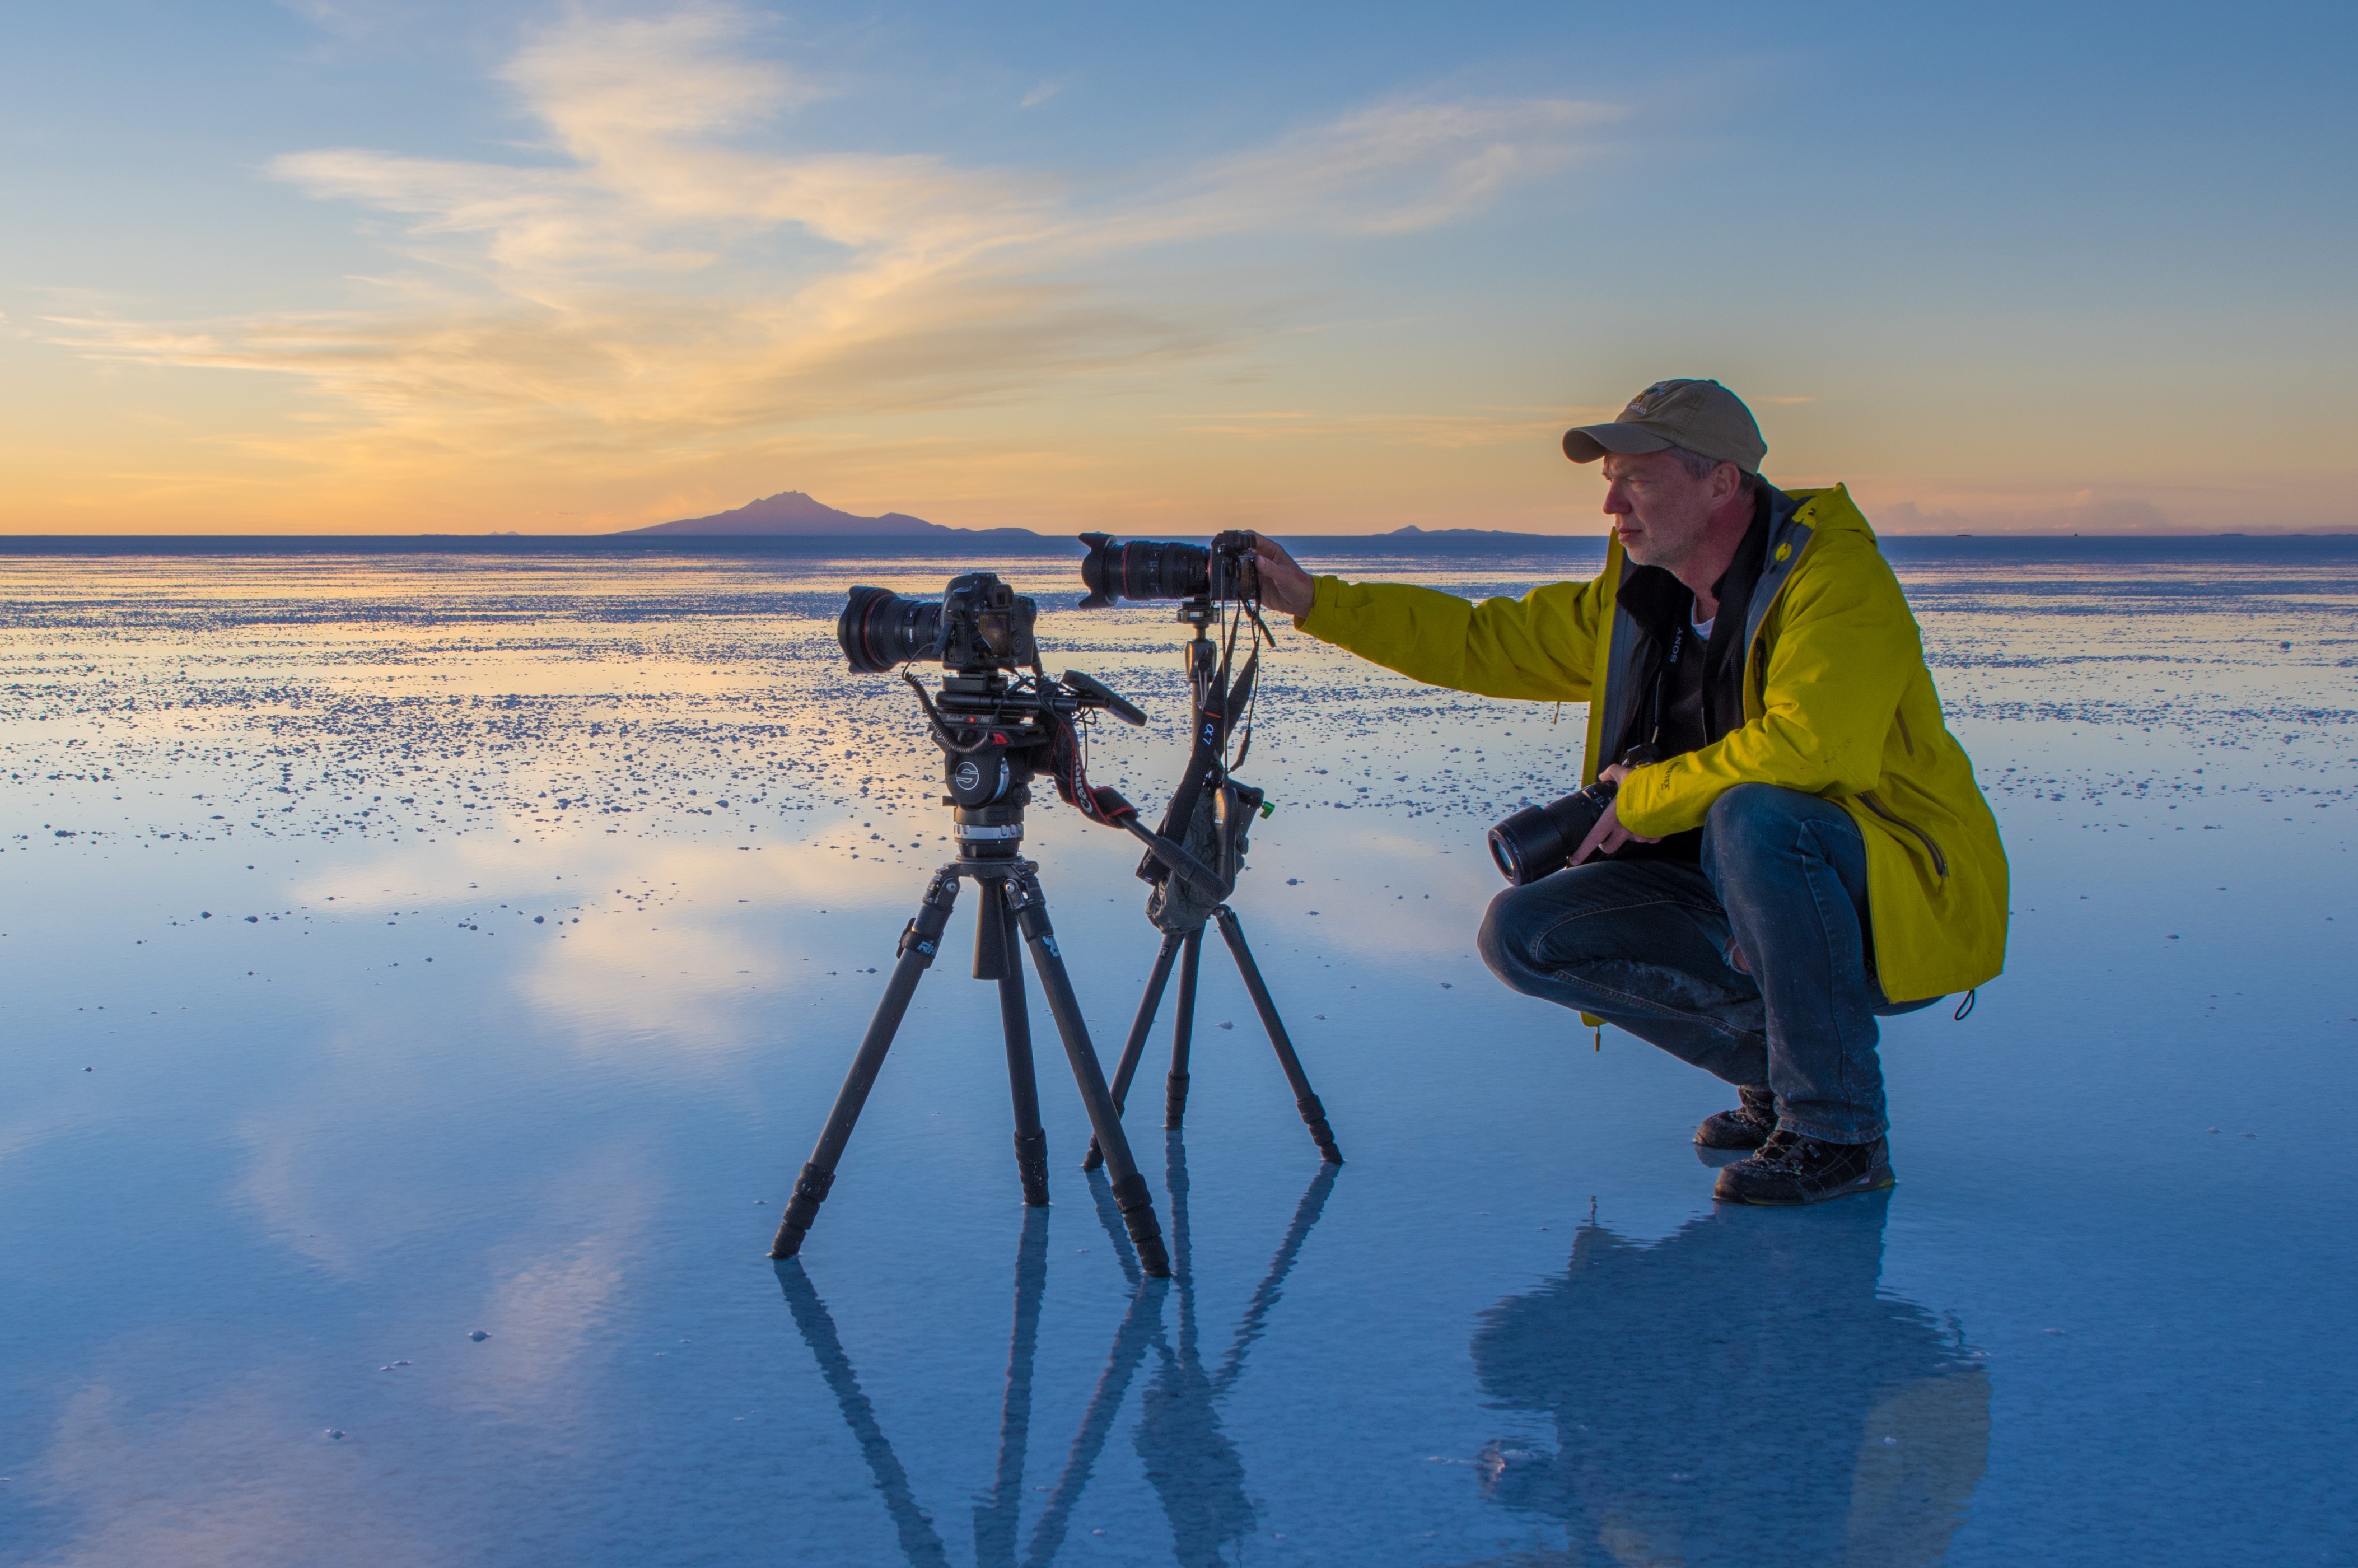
[
  {"xmin": 1487, "ymin": 747, "xmax": 1657, "ymax": 885},
  {"xmin": 838, "ymin": 572, "xmax": 1040, "ymax": 674},
  {"xmin": 1077, "ymin": 530, "xmax": 1261, "ymax": 609}
]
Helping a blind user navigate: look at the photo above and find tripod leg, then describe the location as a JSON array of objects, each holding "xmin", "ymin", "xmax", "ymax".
[
  {"xmin": 987, "ymin": 885, "xmax": 1051, "ymax": 1207},
  {"xmin": 773, "ymin": 1263, "xmax": 955, "ymax": 1568},
  {"xmin": 1084, "ymin": 927, "xmax": 1184, "ymax": 1173},
  {"xmin": 769, "ymin": 869, "xmax": 961, "ymax": 1259},
  {"xmin": 1166, "ymin": 925, "xmax": 1204, "ymax": 1128},
  {"xmin": 1214, "ymin": 905, "xmax": 1343, "ymax": 1164},
  {"xmin": 1006, "ymin": 867, "xmax": 1172, "ymax": 1279},
  {"xmin": 974, "ymin": 1207, "xmax": 1048, "ymax": 1568}
]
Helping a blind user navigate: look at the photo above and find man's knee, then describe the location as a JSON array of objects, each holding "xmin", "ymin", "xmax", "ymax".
[
  {"xmin": 1477, "ymin": 886, "xmax": 1526, "ymax": 987},
  {"xmin": 1705, "ymin": 783, "xmax": 1866, "ymax": 917},
  {"xmin": 1706, "ymin": 783, "xmax": 1837, "ymax": 875},
  {"xmin": 1479, "ymin": 880, "xmax": 1572, "ymax": 996}
]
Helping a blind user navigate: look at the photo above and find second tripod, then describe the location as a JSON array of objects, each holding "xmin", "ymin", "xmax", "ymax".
[
  {"xmin": 1087, "ymin": 591, "xmax": 1342, "ymax": 1170},
  {"xmin": 1089, "ymin": 900, "xmax": 1342, "ymax": 1168}
]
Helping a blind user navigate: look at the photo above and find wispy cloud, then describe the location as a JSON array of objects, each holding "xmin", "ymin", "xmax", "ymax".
[
  {"xmin": 1176, "ymin": 406, "xmax": 1572, "ymax": 447},
  {"xmin": 1018, "ymin": 75, "xmax": 1070, "ymax": 110},
  {"xmin": 43, "ymin": 4, "xmax": 1622, "ymax": 478}
]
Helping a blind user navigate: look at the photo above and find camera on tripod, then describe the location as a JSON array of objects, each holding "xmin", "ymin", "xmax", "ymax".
[
  {"xmin": 1064, "ymin": 530, "xmax": 1343, "ymax": 1168},
  {"xmin": 839, "ymin": 571, "xmax": 1042, "ymax": 675},
  {"xmin": 1077, "ymin": 530, "xmax": 1262, "ymax": 609},
  {"xmin": 776, "ymin": 568, "xmax": 1273, "ymax": 1282}
]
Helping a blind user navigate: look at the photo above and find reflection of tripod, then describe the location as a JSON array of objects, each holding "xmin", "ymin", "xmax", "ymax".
[
  {"xmin": 774, "ymin": 1139, "xmax": 1338, "ymax": 1568},
  {"xmin": 1089, "ymin": 600, "xmax": 1343, "ymax": 1169},
  {"xmin": 770, "ymin": 670, "xmax": 1172, "ymax": 1278}
]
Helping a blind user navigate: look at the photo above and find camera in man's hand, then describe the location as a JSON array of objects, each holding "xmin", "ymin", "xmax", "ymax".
[{"xmin": 1487, "ymin": 748, "xmax": 1659, "ymax": 886}]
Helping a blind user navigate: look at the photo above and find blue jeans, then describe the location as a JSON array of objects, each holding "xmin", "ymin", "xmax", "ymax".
[{"xmin": 1477, "ymin": 783, "xmax": 1937, "ymax": 1143}]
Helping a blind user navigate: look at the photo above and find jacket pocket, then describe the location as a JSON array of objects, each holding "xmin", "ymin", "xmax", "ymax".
[
  {"xmin": 1858, "ymin": 790, "xmax": 1948, "ymax": 878},
  {"xmin": 1895, "ymin": 707, "xmax": 1916, "ymax": 756}
]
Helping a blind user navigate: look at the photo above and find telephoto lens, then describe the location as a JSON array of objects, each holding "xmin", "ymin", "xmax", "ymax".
[
  {"xmin": 1486, "ymin": 780, "xmax": 1618, "ymax": 886},
  {"xmin": 1077, "ymin": 534, "xmax": 1212, "ymax": 608},
  {"xmin": 838, "ymin": 586, "xmax": 943, "ymax": 672}
]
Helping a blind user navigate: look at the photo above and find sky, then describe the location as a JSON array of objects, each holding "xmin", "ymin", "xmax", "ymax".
[{"xmin": 1, "ymin": 1, "xmax": 2351, "ymax": 536}]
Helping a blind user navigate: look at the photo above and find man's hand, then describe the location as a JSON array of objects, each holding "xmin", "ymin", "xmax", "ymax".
[
  {"xmin": 1570, "ymin": 762, "xmax": 1661, "ymax": 865},
  {"xmin": 1252, "ymin": 538, "xmax": 1316, "ymax": 618}
]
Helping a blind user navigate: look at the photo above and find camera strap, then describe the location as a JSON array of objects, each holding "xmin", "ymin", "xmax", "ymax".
[
  {"xmin": 1146, "ymin": 652, "xmax": 1241, "ymax": 881},
  {"xmin": 1645, "ymin": 623, "xmax": 1687, "ymax": 751}
]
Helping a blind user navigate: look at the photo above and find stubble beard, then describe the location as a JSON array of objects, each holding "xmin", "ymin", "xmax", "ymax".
[{"xmin": 1617, "ymin": 510, "xmax": 1704, "ymax": 573}]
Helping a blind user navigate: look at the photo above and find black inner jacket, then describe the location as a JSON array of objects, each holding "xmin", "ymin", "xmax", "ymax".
[{"xmin": 1600, "ymin": 492, "xmax": 1774, "ymax": 863}]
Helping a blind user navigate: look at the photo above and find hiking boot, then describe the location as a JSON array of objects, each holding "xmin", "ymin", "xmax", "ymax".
[
  {"xmin": 1713, "ymin": 1129, "xmax": 1894, "ymax": 1206},
  {"xmin": 1694, "ymin": 1085, "xmax": 1777, "ymax": 1150}
]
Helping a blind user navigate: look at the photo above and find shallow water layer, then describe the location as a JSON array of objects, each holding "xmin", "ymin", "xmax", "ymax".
[{"xmin": 1, "ymin": 545, "xmax": 2352, "ymax": 1567}]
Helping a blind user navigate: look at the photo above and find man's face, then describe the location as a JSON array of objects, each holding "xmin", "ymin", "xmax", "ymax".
[{"xmin": 1600, "ymin": 451, "xmax": 1717, "ymax": 570}]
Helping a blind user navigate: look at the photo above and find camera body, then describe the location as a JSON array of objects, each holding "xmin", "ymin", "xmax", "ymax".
[
  {"xmin": 833, "ymin": 575, "xmax": 1149, "ymax": 825},
  {"xmin": 1077, "ymin": 530, "xmax": 1261, "ymax": 609},
  {"xmin": 839, "ymin": 572, "xmax": 1039, "ymax": 674},
  {"xmin": 937, "ymin": 572, "xmax": 1039, "ymax": 674}
]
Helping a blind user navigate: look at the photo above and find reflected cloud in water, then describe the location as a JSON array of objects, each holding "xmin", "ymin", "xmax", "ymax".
[{"xmin": 1470, "ymin": 1195, "xmax": 1988, "ymax": 1567}]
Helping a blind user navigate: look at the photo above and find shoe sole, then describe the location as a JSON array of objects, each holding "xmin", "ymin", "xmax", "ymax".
[{"xmin": 1714, "ymin": 1169, "xmax": 1895, "ymax": 1207}]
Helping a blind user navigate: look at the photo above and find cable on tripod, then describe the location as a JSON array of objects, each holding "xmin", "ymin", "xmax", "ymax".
[
  {"xmin": 1046, "ymin": 706, "xmax": 1131, "ymax": 829},
  {"xmin": 902, "ymin": 669, "xmax": 1002, "ymax": 755}
]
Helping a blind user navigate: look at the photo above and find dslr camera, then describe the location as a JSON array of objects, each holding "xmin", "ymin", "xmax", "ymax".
[
  {"xmin": 838, "ymin": 572, "xmax": 1040, "ymax": 675},
  {"xmin": 1487, "ymin": 746, "xmax": 1658, "ymax": 886},
  {"xmin": 1077, "ymin": 530, "xmax": 1262, "ymax": 608}
]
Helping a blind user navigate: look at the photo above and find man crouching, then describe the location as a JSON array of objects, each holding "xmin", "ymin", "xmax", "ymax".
[{"xmin": 1253, "ymin": 379, "xmax": 2008, "ymax": 1205}]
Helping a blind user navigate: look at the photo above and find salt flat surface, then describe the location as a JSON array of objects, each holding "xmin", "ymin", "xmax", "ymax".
[{"xmin": 1, "ymin": 545, "xmax": 2352, "ymax": 1566}]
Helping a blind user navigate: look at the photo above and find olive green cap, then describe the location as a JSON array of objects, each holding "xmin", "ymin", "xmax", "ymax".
[{"xmin": 1562, "ymin": 378, "xmax": 1767, "ymax": 472}]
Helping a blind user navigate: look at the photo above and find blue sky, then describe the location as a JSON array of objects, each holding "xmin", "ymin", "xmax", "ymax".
[{"xmin": 1, "ymin": 1, "xmax": 2349, "ymax": 533}]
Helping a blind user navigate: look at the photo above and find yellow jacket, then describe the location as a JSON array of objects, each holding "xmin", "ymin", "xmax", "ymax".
[{"xmin": 1296, "ymin": 484, "xmax": 2007, "ymax": 1001}]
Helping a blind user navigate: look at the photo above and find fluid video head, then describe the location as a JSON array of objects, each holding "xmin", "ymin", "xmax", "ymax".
[
  {"xmin": 838, "ymin": 572, "xmax": 1040, "ymax": 674},
  {"xmin": 1076, "ymin": 531, "xmax": 1261, "ymax": 609}
]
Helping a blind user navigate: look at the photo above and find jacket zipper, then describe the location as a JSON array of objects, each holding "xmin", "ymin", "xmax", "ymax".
[
  {"xmin": 1733, "ymin": 517, "xmax": 1948, "ymax": 879},
  {"xmin": 1859, "ymin": 790, "xmax": 1948, "ymax": 878}
]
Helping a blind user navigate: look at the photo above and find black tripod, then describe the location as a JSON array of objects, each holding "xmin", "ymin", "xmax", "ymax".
[
  {"xmin": 770, "ymin": 670, "xmax": 1175, "ymax": 1278},
  {"xmin": 1086, "ymin": 599, "xmax": 1342, "ymax": 1170}
]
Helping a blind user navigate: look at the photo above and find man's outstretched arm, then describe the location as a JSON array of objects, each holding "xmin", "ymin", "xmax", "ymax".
[{"xmin": 1254, "ymin": 537, "xmax": 1607, "ymax": 702}]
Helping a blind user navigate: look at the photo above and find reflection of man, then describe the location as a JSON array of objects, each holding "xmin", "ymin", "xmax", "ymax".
[
  {"xmin": 1471, "ymin": 1200, "xmax": 1990, "ymax": 1566},
  {"xmin": 1254, "ymin": 380, "xmax": 2007, "ymax": 1203}
]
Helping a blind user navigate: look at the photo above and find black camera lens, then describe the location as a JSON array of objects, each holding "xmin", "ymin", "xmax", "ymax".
[
  {"xmin": 838, "ymin": 585, "xmax": 944, "ymax": 672},
  {"xmin": 1486, "ymin": 781, "xmax": 1617, "ymax": 886},
  {"xmin": 1077, "ymin": 534, "xmax": 1212, "ymax": 608}
]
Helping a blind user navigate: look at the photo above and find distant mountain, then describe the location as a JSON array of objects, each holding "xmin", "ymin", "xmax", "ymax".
[
  {"xmin": 618, "ymin": 490, "xmax": 942, "ymax": 536},
  {"xmin": 618, "ymin": 490, "xmax": 1044, "ymax": 539},
  {"xmin": 609, "ymin": 494, "xmax": 1604, "ymax": 551},
  {"xmin": 1378, "ymin": 525, "xmax": 1585, "ymax": 540}
]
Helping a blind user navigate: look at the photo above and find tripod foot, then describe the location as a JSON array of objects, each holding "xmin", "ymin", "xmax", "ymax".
[
  {"xmin": 1297, "ymin": 1093, "xmax": 1344, "ymax": 1165},
  {"xmin": 1107, "ymin": 1170, "xmax": 1172, "ymax": 1278},
  {"xmin": 1080, "ymin": 1138, "xmax": 1104, "ymax": 1173},
  {"xmin": 1215, "ymin": 906, "xmax": 1344, "ymax": 1165},
  {"xmin": 769, "ymin": 1161, "xmax": 835, "ymax": 1259},
  {"xmin": 1014, "ymin": 1130, "xmax": 1050, "ymax": 1207},
  {"xmin": 1165, "ymin": 1069, "xmax": 1191, "ymax": 1129}
]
